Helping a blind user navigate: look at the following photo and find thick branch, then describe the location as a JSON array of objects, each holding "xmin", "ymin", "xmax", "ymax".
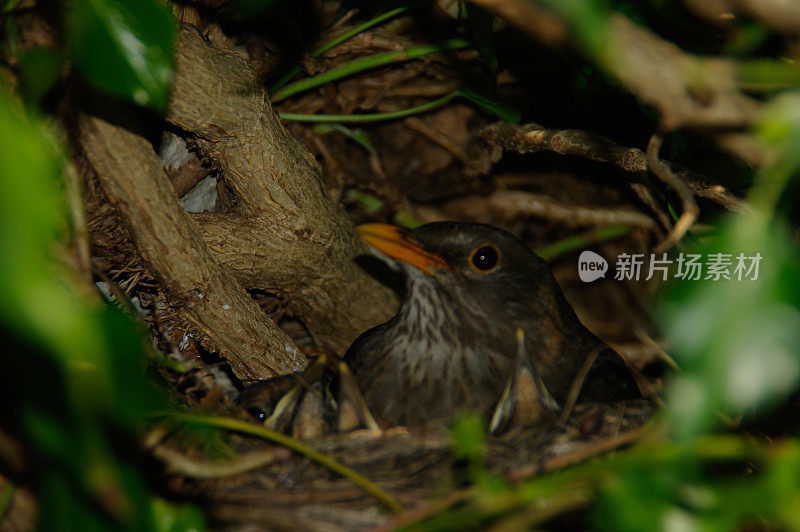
[
  {"xmin": 79, "ymin": 111, "xmax": 305, "ymax": 380},
  {"xmin": 167, "ymin": 25, "xmax": 397, "ymax": 354}
]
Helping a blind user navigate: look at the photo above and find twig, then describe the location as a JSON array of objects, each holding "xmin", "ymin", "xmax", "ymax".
[
  {"xmin": 385, "ymin": 81, "xmax": 460, "ymax": 98},
  {"xmin": 446, "ymin": 190, "xmax": 658, "ymax": 229},
  {"xmin": 153, "ymin": 446, "xmax": 283, "ymax": 479},
  {"xmin": 558, "ymin": 347, "xmax": 601, "ymax": 425},
  {"xmin": 164, "ymin": 413, "xmax": 404, "ymax": 514},
  {"xmin": 330, "ymin": 8, "xmax": 358, "ymax": 29},
  {"xmin": 394, "ymin": 426, "xmax": 644, "ymax": 529},
  {"xmin": 629, "ymin": 182, "xmax": 672, "ymax": 232},
  {"xmin": 375, "ymin": 487, "xmax": 475, "ymax": 532},
  {"xmin": 633, "ymin": 326, "xmax": 679, "ymax": 371},
  {"xmin": 479, "ymin": 122, "xmax": 746, "ymax": 213},
  {"xmin": 541, "ymin": 426, "xmax": 647, "ymax": 473},
  {"xmin": 507, "ymin": 426, "xmax": 648, "ymax": 482},
  {"xmin": 647, "ymin": 132, "xmax": 699, "ymax": 252},
  {"xmin": 404, "ymin": 116, "xmax": 470, "ymax": 164}
]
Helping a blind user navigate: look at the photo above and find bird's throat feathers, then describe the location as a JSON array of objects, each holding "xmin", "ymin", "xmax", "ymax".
[{"xmin": 397, "ymin": 268, "xmax": 468, "ymax": 340}]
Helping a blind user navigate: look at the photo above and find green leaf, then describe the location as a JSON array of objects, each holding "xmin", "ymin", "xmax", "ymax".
[
  {"xmin": 537, "ymin": 0, "xmax": 612, "ymax": 64},
  {"xmin": 272, "ymin": 39, "xmax": 469, "ymax": 101},
  {"xmin": 451, "ymin": 412, "xmax": 486, "ymax": 462},
  {"xmin": 392, "ymin": 211, "xmax": 423, "ymax": 229},
  {"xmin": 535, "ymin": 225, "xmax": 631, "ymax": 261},
  {"xmin": 314, "ymin": 124, "xmax": 375, "ymax": 152},
  {"xmin": 594, "ymin": 462, "xmax": 689, "ymax": 532},
  {"xmin": 660, "ymin": 94, "xmax": 800, "ymax": 440},
  {"xmin": 66, "ymin": 0, "xmax": 176, "ymax": 110},
  {"xmin": 0, "ymin": 81, "xmax": 176, "ymax": 530},
  {"xmin": 17, "ymin": 47, "xmax": 62, "ymax": 105},
  {"xmin": 345, "ymin": 189, "xmax": 384, "ymax": 213},
  {"xmin": 152, "ymin": 498, "xmax": 207, "ymax": 532},
  {"xmin": 661, "ymin": 218, "xmax": 800, "ymax": 439},
  {"xmin": 457, "ymin": 86, "xmax": 521, "ymax": 123}
]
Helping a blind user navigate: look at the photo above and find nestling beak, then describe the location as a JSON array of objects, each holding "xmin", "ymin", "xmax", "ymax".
[{"xmin": 357, "ymin": 223, "xmax": 449, "ymax": 274}]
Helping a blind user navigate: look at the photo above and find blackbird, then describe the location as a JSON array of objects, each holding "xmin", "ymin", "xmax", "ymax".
[{"xmin": 347, "ymin": 222, "xmax": 641, "ymax": 428}]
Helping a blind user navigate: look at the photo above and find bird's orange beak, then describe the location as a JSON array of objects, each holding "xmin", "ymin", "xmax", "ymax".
[{"xmin": 357, "ymin": 223, "xmax": 449, "ymax": 274}]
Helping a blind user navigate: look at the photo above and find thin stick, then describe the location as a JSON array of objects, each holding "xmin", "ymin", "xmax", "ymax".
[
  {"xmin": 153, "ymin": 446, "xmax": 281, "ymax": 479},
  {"xmin": 375, "ymin": 488, "xmax": 475, "ymax": 532},
  {"xmin": 479, "ymin": 122, "xmax": 745, "ymax": 213},
  {"xmin": 647, "ymin": 132, "xmax": 699, "ymax": 252},
  {"xmin": 507, "ymin": 426, "xmax": 647, "ymax": 482},
  {"xmin": 163, "ymin": 413, "xmax": 403, "ymax": 514},
  {"xmin": 558, "ymin": 346, "xmax": 601, "ymax": 425},
  {"xmin": 457, "ymin": 190, "xmax": 658, "ymax": 229}
]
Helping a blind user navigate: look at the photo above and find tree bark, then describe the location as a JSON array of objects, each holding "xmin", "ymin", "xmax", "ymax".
[{"xmin": 79, "ymin": 25, "xmax": 398, "ymax": 380}]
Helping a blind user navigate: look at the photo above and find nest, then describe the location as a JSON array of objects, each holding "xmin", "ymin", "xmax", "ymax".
[{"xmin": 165, "ymin": 400, "xmax": 653, "ymax": 531}]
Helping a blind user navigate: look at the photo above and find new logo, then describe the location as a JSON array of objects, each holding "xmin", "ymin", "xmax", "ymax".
[{"xmin": 578, "ymin": 250, "xmax": 608, "ymax": 282}]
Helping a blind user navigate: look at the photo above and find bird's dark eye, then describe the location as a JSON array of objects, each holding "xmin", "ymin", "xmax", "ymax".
[
  {"xmin": 469, "ymin": 244, "xmax": 500, "ymax": 272},
  {"xmin": 246, "ymin": 406, "xmax": 267, "ymax": 422}
]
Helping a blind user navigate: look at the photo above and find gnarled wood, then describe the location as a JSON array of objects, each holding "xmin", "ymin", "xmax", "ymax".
[
  {"xmin": 79, "ymin": 25, "xmax": 398, "ymax": 380},
  {"xmin": 79, "ymin": 110, "xmax": 303, "ymax": 379},
  {"xmin": 168, "ymin": 26, "xmax": 397, "ymax": 355}
]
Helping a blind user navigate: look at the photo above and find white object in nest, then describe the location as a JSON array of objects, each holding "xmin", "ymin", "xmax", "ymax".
[
  {"xmin": 158, "ymin": 131, "xmax": 194, "ymax": 172},
  {"xmin": 158, "ymin": 131, "xmax": 218, "ymax": 213},
  {"xmin": 181, "ymin": 175, "xmax": 218, "ymax": 213}
]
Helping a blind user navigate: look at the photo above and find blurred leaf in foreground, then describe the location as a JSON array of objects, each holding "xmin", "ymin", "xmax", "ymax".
[
  {"xmin": 66, "ymin": 0, "xmax": 176, "ymax": 110},
  {"xmin": 662, "ymin": 219, "xmax": 800, "ymax": 439},
  {"xmin": 0, "ymin": 84, "xmax": 202, "ymax": 529},
  {"xmin": 593, "ymin": 92, "xmax": 800, "ymax": 532},
  {"xmin": 152, "ymin": 497, "xmax": 207, "ymax": 532},
  {"xmin": 17, "ymin": 46, "xmax": 63, "ymax": 106},
  {"xmin": 661, "ymin": 92, "xmax": 800, "ymax": 440}
]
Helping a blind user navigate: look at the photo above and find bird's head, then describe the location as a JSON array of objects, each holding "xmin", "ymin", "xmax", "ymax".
[{"xmin": 357, "ymin": 222, "xmax": 561, "ymax": 324}]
